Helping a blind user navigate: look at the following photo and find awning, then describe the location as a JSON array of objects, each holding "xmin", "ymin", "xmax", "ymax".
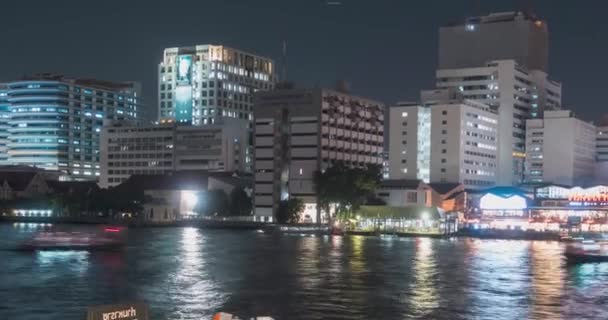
[{"xmin": 354, "ymin": 205, "xmax": 443, "ymax": 220}]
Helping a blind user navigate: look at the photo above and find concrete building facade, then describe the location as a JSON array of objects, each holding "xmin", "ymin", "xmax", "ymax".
[
  {"xmin": 439, "ymin": 11, "xmax": 549, "ymax": 72},
  {"xmin": 158, "ymin": 44, "xmax": 275, "ymax": 125},
  {"xmin": 253, "ymin": 87, "xmax": 384, "ymax": 222},
  {"xmin": 100, "ymin": 118, "xmax": 249, "ymax": 188},
  {"xmin": 389, "ymin": 93, "xmax": 498, "ymax": 189},
  {"xmin": 525, "ymin": 110, "xmax": 596, "ymax": 186},
  {"xmin": 436, "ymin": 60, "xmax": 561, "ymax": 185}
]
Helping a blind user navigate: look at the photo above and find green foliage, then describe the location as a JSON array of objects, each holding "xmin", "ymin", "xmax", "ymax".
[
  {"xmin": 89, "ymin": 187, "xmax": 144, "ymax": 215},
  {"xmin": 276, "ymin": 197, "xmax": 305, "ymax": 224},
  {"xmin": 314, "ymin": 161, "xmax": 382, "ymax": 222},
  {"xmin": 229, "ymin": 187, "xmax": 252, "ymax": 216}
]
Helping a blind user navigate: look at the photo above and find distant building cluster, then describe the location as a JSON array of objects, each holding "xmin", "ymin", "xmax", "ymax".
[{"xmin": 1, "ymin": 11, "xmax": 606, "ymax": 223}]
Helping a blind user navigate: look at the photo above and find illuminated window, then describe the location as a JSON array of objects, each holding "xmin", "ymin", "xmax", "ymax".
[{"xmin": 401, "ymin": 112, "xmax": 408, "ymax": 118}]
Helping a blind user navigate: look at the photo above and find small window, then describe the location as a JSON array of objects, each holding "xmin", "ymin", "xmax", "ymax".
[
  {"xmin": 442, "ymin": 130, "xmax": 447, "ymax": 134},
  {"xmin": 442, "ymin": 120, "xmax": 447, "ymax": 125},
  {"xmin": 402, "ymin": 131, "xmax": 407, "ymax": 135},
  {"xmin": 401, "ymin": 112, "xmax": 408, "ymax": 117},
  {"xmin": 442, "ymin": 149, "xmax": 446, "ymax": 154},
  {"xmin": 441, "ymin": 139, "xmax": 446, "ymax": 144},
  {"xmin": 441, "ymin": 159, "xmax": 446, "ymax": 163},
  {"xmin": 442, "ymin": 110, "xmax": 447, "ymax": 115},
  {"xmin": 441, "ymin": 168, "xmax": 446, "ymax": 173},
  {"xmin": 401, "ymin": 159, "xmax": 406, "ymax": 164}
]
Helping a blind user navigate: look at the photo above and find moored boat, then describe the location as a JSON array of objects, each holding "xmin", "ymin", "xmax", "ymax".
[
  {"xmin": 564, "ymin": 240, "xmax": 608, "ymax": 264},
  {"xmin": 17, "ymin": 226, "xmax": 126, "ymax": 251}
]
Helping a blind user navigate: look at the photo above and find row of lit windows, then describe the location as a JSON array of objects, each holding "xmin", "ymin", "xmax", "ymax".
[
  {"xmin": 108, "ymin": 153, "xmax": 172, "ymax": 159},
  {"xmin": 107, "ymin": 161, "xmax": 172, "ymax": 167}
]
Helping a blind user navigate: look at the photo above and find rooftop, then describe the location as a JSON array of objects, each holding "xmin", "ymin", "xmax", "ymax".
[{"xmin": 16, "ymin": 73, "xmax": 138, "ymax": 91}]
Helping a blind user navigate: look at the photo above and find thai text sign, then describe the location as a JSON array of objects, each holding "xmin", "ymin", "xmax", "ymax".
[{"xmin": 86, "ymin": 302, "xmax": 149, "ymax": 320}]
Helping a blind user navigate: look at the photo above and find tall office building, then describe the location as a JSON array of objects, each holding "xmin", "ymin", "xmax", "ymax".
[
  {"xmin": 158, "ymin": 45, "xmax": 275, "ymax": 125},
  {"xmin": 99, "ymin": 118, "xmax": 248, "ymax": 188},
  {"xmin": 439, "ymin": 11, "xmax": 549, "ymax": 72},
  {"xmin": 2, "ymin": 74, "xmax": 141, "ymax": 180},
  {"xmin": 389, "ymin": 90, "xmax": 499, "ymax": 188},
  {"xmin": 253, "ymin": 86, "xmax": 384, "ymax": 222},
  {"xmin": 525, "ymin": 110, "xmax": 596, "ymax": 186},
  {"xmin": 436, "ymin": 60, "xmax": 561, "ymax": 185},
  {"xmin": 0, "ymin": 85, "xmax": 9, "ymax": 164},
  {"xmin": 595, "ymin": 123, "xmax": 608, "ymax": 184}
]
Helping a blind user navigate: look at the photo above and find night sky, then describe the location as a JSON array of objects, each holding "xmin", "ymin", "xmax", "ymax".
[{"xmin": 1, "ymin": 0, "xmax": 606, "ymax": 121}]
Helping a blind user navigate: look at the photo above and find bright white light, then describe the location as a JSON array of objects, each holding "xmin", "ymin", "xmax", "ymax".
[
  {"xmin": 479, "ymin": 193, "xmax": 527, "ymax": 210},
  {"xmin": 182, "ymin": 191, "xmax": 198, "ymax": 208},
  {"xmin": 421, "ymin": 211, "xmax": 430, "ymax": 221},
  {"xmin": 466, "ymin": 24, "xmax": 476, "ymax": 31}
]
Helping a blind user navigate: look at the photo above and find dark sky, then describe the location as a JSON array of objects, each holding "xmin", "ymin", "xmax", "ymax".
[{"xmin": 1, "ymin": 0, "xmax": 606, "ymax": 121}]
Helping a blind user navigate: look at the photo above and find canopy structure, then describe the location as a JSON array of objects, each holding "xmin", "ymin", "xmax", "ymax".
[{"xmin": 354, "ymin": 205, "xmax": 443, "ymax": 220}]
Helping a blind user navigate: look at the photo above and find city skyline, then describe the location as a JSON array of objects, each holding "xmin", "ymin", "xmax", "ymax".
[{"xmin": 1, "ymin": 0, "xmax": 607, "ymax": 121}]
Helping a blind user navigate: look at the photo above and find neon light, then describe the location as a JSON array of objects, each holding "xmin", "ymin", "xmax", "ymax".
[
  {"xmin": 104, "ymin": 227, "xmax": 121, "ymax": 233},
  {"xmin": 479, "ymin": 194, "xmax": 527, "ymax": 210}
]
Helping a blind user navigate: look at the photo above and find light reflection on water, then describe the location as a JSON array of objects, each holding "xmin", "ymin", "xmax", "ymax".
[
  {"xmin": 4, "ymin": 227, "xmax": 608, "ymax": 319},
  {"xmin": 468, "ymin": 240, "xmax": 531, "ymax": 318},
  {"xmin": 408, "ymin": 238, "xmax": 439, "ymax": 318}
]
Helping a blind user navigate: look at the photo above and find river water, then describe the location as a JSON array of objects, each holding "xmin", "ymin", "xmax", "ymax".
[{"xmin": 0, "ymin": 224, "xmax": 607, "ymax": 319}]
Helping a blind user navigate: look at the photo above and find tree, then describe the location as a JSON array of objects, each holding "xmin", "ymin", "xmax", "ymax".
[
  {"xmin": 314, "ymin": 161, "xmax": 382, "ymax": 224},
  {"xmin": 276, "ymin": 197, "xmax": 305, "ymax": 224},
  {"xmin": 229, "ymin": 187, "xmax": 252, "ymax": 216}
]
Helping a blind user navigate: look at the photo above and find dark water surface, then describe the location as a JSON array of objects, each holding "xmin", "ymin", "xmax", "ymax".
[{"xmin": 1, "ymin": 224, "xmax": 607, "ymax": 319}]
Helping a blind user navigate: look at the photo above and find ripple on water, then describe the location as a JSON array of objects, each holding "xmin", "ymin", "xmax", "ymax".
[{"xmin": 2, "ymin": 227, "xmax": 608, "ymax": 319}]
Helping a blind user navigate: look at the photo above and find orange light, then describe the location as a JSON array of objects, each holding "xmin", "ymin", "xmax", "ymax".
[{"xmin": 535, "ymin": 21, "xmax": 543, "ymax": 27}]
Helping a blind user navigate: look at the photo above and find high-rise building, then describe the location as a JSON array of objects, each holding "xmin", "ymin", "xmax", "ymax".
[
  {"xmin": 158, "ymin": 45, "xmax": 276, "ymax": 125},
  {"xmin": 436, "ymin": 60, "xmax": 561, "ymax": 185},
  {"xmin": 253, "ymin": 86, "xmax": 384, "ymax": 222},
  {"xmin": 439, "ymin": 11, "xmax": 549, "ymax": 72},
  {"xmin": 99, "ymin": 118, "xmax": 249, "ymax": 188},
  {"xmin": 525, "ymin": 110, "xmax": 596, "ymax": 186},
  {"xmin": 595, "ymin": 124, "xmax": 608, "ymax": 184},
  {"xmin": 388, "ymin": 90, "xmax": 499, "ymax": 189},
  {"xmin": 2, "ymin": 74, "xmax": 141, "ymax": 180},
  {"xmin": 0, "ymin": 85, "xmax": 9, "ymax": 164}
]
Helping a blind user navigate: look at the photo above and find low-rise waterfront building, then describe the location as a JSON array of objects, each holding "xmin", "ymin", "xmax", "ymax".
[{"xmin": 99, "ymin": 118, "xmax": 249, "ymax": 188}]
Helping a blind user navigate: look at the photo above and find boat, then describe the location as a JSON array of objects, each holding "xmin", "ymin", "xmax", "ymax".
[
  {"xmin": 17, "ymin": 226, "xmax": 126, "ymax": 251},
  {"xmin": 564, "ymin": 240, "xmax": 608, "ymax": 264}
]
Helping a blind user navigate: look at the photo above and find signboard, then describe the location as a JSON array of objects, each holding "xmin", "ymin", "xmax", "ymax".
[
  {"xmin": 176, "ymin": 55, "xmax": 193, "ymax": 85},
  {"xmin": 175, "ymin": 54, "xmax": 194, "ymax": 124},
  {"xmin": 567, "ymin": 186, "xmax": 608, "ymax": 207},
  {"xmin": 479, "ymin": 193, "xmax": 527, "ymax": 210},
  {"xmin": 87, "ymin": 302, "xmax": 149, "ymax": 320}
]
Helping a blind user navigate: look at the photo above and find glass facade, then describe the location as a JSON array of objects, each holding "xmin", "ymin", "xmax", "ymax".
[
  {"xmin": 2, "ymin": 76, "xmax": 140, "ymax": 180},
  {"xmin": 416, "ymin": 108, "xmax": 431, "ymax": 182}
]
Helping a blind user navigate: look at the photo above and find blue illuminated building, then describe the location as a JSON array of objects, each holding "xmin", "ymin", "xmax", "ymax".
[
  {"xmin": 2, "ymin": 74, "xmax": 141, "ymax": 180},
  {"xmin": 0, "ymin": 85, "xmax": 10, "ymax": 164}
]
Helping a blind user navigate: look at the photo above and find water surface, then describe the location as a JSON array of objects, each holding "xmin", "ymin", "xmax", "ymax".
[{"xmin": 0, "ymin": 224, "xmax": 606, "ymax": 319}]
